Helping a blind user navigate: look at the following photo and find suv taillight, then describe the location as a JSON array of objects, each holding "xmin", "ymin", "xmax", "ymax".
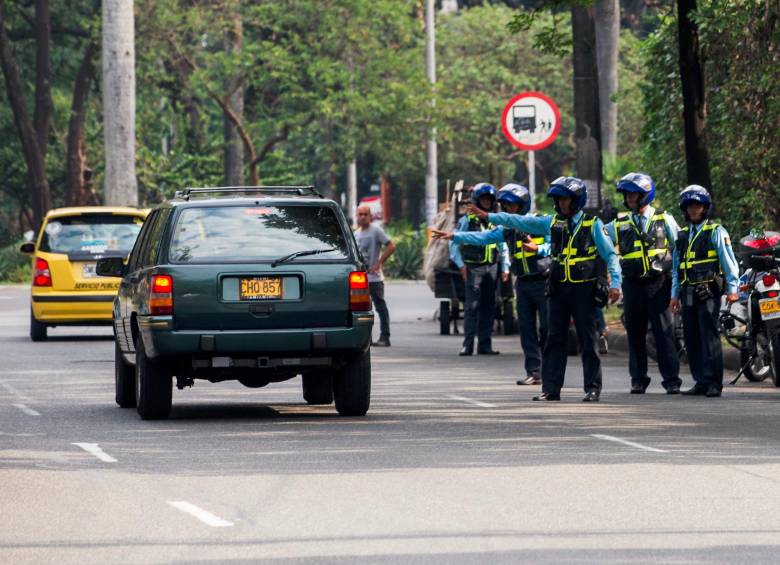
[
  {"xmin": 349, "ymin": 271, "xmax": 371, "ymax": 311},
  {"xmin": 33, "ymin": 257, "xmax": 52, "ymax": 287},
  {"xmin": 149, "ymin": 274, "xmax": 173, "ymax": 315}
]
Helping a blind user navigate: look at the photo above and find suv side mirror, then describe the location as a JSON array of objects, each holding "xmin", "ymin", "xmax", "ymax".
[
  {"xmin": 96, "ymin": 257, "xmax": 126, "ymax": 278},
  {"xmin": 19, "ymin": 242, "xmax": 35, "ymax": 254}
]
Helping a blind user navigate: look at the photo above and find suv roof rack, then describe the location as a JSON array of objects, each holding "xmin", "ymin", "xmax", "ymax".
[{"xmin": 174, "ymin": 185, "xmax": 322, "ymax": 200}]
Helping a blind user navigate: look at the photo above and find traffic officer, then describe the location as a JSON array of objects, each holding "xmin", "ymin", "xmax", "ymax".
[
  {"xmin": 605, "ymin": 173, "xmax": 683, "ymax": 394},
  {"xmin": 670, "ymin": 185, "xmax": 740, "ymax": 397},
  {"xmin": 433, "ymin": 184, "xmax": 550, "ymax": 384},
  {"xmin": 449, "ymin": 183, "xmax": 510, "ymax": 356},
  {"xmin": 465, "ymin": 177, "xmax": 621, "ymax": 402}
]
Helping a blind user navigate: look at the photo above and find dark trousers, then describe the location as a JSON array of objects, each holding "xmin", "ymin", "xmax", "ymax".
[
  {"xmin": 463, "ymin": 263, "xmax": 498, "ymax": 351},
  {"xmin": 623, "ymin": 276, "xmax": 681, "ymax": 389},
  {"xmin": 369, "ymin": 281, "xmax": 390, "ymax": 339},
  {"xmin": 516, "ymin": 277, "xmax": 548, "ymax": 376},
  {"xmin": 542, "ymin": 281, "xmax": 602, "ymax": 394},
  {"xmin": 681, "ymin": 289, "xmax": 723, "ymax": 390}
]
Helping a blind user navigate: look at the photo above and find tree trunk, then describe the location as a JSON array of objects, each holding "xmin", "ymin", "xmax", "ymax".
[
  {"xmin": 571, "ymin": 6, "xmax": 603, "ymax": 212},
  {"xmin": 594, "ymin": 0, "xmax": 619, "ymax": 157},
  {"xmin": 66, "ymin": 40, "xmax": 97, "ymax": 206},
  {"xmin": 223, "ymin": 7, "xmax": 244, "ymax": 186},
  {"xmin": 102, "ymin": 0, "xmax": 138, "ymax": 206},
  {"xmin": 33, "ymin": 0, "xmax": 53, "ymax": 160},
  {"xmin": 0, "ymin": 5, "xmax": 51, "ymax": 226},
  {"xmin": 677, "ymin": 0, "xmax": 712, "ymax": 191}
]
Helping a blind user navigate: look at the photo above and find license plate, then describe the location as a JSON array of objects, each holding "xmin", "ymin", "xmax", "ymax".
[
  {"xmin": 82, "ymin": 263, "xmax": 97, "ymax": 278},
  {"xmin": 239, "ymin": 277, "xmax": 282, "ymax": 300},
  {"xmin": 759, "ymin": 298, "xmax": 780, "ymax": 320}
]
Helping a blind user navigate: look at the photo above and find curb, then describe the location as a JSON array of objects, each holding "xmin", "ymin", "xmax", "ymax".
[{"xmin": 605, "ymin": 330, "xmax": 741, "ymax": 371}]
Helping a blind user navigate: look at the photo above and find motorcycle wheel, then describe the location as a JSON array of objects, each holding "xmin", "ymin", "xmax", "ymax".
[{"xmin": 743, "ymin": 333, "xmax": 773, "ymax": 382}]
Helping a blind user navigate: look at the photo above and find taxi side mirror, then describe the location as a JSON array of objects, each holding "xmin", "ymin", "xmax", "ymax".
[
  {"xmin": 19, "ymin": 242, "xmax": 35, "ymax": 254},
  {"xmin": 96, "ymin": 257, "xmax": 126, "ymax": 278}
]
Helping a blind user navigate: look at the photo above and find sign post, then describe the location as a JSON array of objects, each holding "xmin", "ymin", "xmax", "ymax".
[{"xmin": 501, "ymin": 92, "xmax": 560, "ymax": 211}]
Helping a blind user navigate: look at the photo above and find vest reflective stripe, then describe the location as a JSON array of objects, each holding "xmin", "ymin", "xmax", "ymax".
[
  {"xmin": 678, "ymin": 222, "xmax": 720, "ymax": 285},
  {"xmin": 614, "ymin": 211, "xmax": 670, "ymax": 278},
  {"xmin": 461, "ymin": 214, "xmax": 498, "ymax": 265},
  {"xmin": 551, "ymin": 215, "xmax": 597, "ymax": 283}
]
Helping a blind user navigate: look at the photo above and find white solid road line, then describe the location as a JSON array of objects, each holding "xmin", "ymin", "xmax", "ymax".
[
  {"xmin": 12, "ymin": 403, "xmax": 40, "ymax": 416},
  {"xmin": 167, "ymin": 501, "xmax": 235, "ymax": 527},
  {"xmin": 591, "ymin": 434, "xmax": 669, "ymax": 453},
  {"xmin": 72, "ymin": 442, "xmax": 118, "ymax": 463},
  {"xmin": 447, "ymin": 394, "xmax": 496, "ymax": 408}
]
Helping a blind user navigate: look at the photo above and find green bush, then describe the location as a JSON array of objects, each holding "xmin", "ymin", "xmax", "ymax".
[
  {"xmin": 0, "ymin": 242, "xmax": 30, "ymax": 283},
  {"xmin": 383, "ymin": 220, "xmax": 425, "ymax": 280}
]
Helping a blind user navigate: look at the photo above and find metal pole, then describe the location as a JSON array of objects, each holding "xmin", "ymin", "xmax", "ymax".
[
  {"xmin": 424, "ymin": 0, "xmax": 438, "ymax": 227},
  {"xmin": 347, "ymin": 159, "xmax": 357, "ymax": 227},
  {"xmin": 528, "ymin": 150, "xmax": 536, "ymax": 213}
]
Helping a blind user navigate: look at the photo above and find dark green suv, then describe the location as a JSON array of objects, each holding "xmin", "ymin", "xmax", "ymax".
[{"xmin": 97, "ymin": 186, "xmax": 374, "ymax": 420}]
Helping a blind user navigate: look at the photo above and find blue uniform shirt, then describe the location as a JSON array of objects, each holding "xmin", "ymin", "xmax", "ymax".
[
  {"xmin": 449, "ymin": 215, "xmax": 510, "ymax": 272},
  {"xmin": 452, "ymin": 225, "xmax": 551, "ymax": 259},
  {"xmin": 487, "ymin": 210, "xmax": 622, "ymax": 289},
  {"xmin": 671, "ymin": 220, "xmax": 740, "ymax": 299},
  {"xmin": 604, "ymin": 205, "xmax": 680, "ymax": 247}
]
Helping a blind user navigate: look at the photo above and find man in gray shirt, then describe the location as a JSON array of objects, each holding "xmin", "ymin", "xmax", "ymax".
[{"xmin": 355, "ymin": 205, "xmax": 397, "ymax": 347}]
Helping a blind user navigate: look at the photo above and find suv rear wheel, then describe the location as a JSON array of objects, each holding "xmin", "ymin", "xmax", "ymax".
[
  {"xmin": 115, "ymin": 341, "xmax": 136, "ymax": 408},
  {"xmin": 30, "ymin": 309, "xmax": 47, "ymax": 342},
  {"xmin": 302, "ymin": 372, "xmax": 334, "ymax": 405},
  {"xmin": 135, "ymin": 337, "xmax": 172, "ymax": 420},
  {"xmin": 333, "ymin": 350, "xmax": 371, "ymax": 416}
]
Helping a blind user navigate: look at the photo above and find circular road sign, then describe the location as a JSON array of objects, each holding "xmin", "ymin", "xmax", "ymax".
[{"xmin": 501, "ymin": 92, "xmax": 561, "ymax": 151}]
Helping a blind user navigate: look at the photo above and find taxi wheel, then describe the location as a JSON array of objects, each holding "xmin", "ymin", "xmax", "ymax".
[
  {"xmin": 135, "ymin": 337, "xmax": 172, "ymax": 420},
  {"xmin": 333, "ymin": 350, "xmax": 371, "ymax": 416},
  {"xmin": 30, "ymin": 309, "xmax": 47, "ymax": 342},
  {"xmin": 115, "ymin": 342, "xmax": 136, "ymax": 408},
  {"xmin": 302, "ymin": 372, "xmax": 334, "ymax": 405}
]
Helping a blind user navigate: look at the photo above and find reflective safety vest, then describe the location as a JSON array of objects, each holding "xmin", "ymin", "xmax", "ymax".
[
  {"xmin": 550, "ymin": 213, "xmax": 598, "ymax": 283},
  {"xmin": 677, "ymin": 220, "xmax": 721, "ymax": 285},
  {"xmin": 505, "ymin": 228, "xmax": 550, "ymax": 278},
  {"xmin": 460, "ymin": 214, "xmax": 498, "ymax": 266},
  {"xmin": 614, "ymin": 209, "xmax": 672, "ymax": 279}
]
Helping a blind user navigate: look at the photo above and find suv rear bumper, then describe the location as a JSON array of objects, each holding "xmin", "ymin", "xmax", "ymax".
[{"xmin": 139, "ymin": 313, "xmax": 374, "ymax": 358}]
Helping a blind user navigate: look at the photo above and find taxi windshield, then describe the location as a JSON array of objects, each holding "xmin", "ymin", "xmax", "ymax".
[
  {"xmin": 168, "ymin": 205, "xmax": 349, "ymax": 263},
  {"xmin": 40, "ymin": 214, "xmax": 144, "ymax": 258}
]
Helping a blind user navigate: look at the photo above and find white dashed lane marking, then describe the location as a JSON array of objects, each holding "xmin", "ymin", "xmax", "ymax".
[
  {"xmin": 446, "ymin": 394, "xmax": 496, "ymax": 408},
  {"xmin": 12, "ymin": 403, "xmax": 40, "ymax": 416},
  {"xmin": 167, "ymin": 501, "xmax": 234, "ymax": 527},
  {"xmin": 591, "ymin": 434, "xmax": 669, "ymax": 453},
  {"xmin": 72, "ymin": 443, "xmax": 118, "ymax": 463}
]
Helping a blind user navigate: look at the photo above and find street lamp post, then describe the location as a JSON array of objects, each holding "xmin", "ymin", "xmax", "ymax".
[{"xmin": 424, "ymin": 0, "xmax": 438, "ymax": 227}]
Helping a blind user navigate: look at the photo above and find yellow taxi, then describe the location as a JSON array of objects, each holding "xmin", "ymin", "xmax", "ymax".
[{"xmin": 20, "ymin": 206, "xmax": 148, "ymax": 341}]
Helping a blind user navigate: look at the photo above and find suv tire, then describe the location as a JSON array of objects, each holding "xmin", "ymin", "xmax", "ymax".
[
  {"xmin": 333, "ymin": 350, "xmax": 371, "ymax": 416},
  {"xmin": 302, "ymin": 372, "xmax": 334, "ymax": 405},
  {"xmin": 135, "ymin": 337, "xmax": 172, "ymax": 420},
  {"xmin": 30, "ymin": 309, "xmax": 47, "ymax": 342},
  {"xmin": 115, "ymin": 341, "xmax": 136, "ymax": 408}
]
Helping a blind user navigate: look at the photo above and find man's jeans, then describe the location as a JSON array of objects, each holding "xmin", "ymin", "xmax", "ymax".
[{"xmin": 369, "ymin": 281, "xmax": 390, "ymax": 339}]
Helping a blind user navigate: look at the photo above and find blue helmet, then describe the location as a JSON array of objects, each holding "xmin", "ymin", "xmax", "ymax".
[
  {"xmin": 547, "ymin": 176, "xmax": 587, "ymax": 214},
  {"xmin": 497, "ymin": 183, "xmax": 531, "ymax": 215},
  {"xmin": 616, "ymin": 172, "xmax": 655, "ymax": 208},
  {"xmin": 679, "ymin": 184, "xmax": 712, "ymax": 219},
  {"xmin": 470, "ymin": 183, "xmax": 497, "ymax": 210}
]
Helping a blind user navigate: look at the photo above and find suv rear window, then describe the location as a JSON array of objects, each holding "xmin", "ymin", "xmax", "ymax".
[
  {"xmin": 168, "ymin": 205, "xmax": 350, "ymax": 263},
  {"xmin": 40, "ymin": 214, "xmax": 144, "ymax": 259}
]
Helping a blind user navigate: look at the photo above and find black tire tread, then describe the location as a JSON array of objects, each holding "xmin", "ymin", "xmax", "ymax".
[
  {"xmin": 115, "ymin": 341, "xmax": 136, "ymax": 407},
  {"xmin": 135, "ymin": 338, "xmax": 172, "ymax": 420},
  {"xmin": 333, "ymin": 350, "xmax": 371, "ymax": 416}
]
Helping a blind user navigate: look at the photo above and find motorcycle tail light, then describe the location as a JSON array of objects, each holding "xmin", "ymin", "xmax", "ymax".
[
  {"xmin": 768, "ymin": 290, "xmax": 779, "ymax": 298},
  {"xmin": 763, "ymin": 274, "xmax": 777, "ymax": 287}
]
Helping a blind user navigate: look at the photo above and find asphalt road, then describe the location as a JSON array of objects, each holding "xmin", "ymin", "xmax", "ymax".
[{"xmin": 3, "ymin": 281, "xmax": 780, "ymax": 564}]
